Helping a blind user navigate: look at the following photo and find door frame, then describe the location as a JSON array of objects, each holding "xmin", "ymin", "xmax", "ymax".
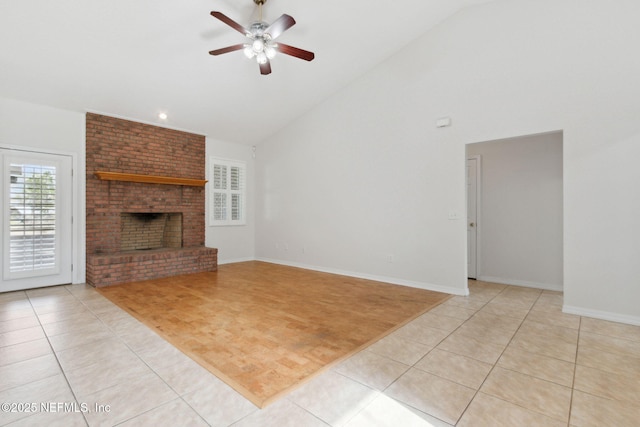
[
  {"xmin": 466, "ymin": 155, "xmax": 482, "ymax": 280},
  {"xmin": 0, "ymin": 143, "xmax": 81, "ymax": 287}
]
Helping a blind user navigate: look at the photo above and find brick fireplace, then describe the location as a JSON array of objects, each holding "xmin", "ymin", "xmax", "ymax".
[{"xmin": 85, "ymin": 113, "xmax": 217, "ymax": 287}]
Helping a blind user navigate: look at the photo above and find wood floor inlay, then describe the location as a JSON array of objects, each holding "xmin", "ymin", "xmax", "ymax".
[{"xmin": 97, "ymin": 261, "xmax": 451, "ymax": 407}]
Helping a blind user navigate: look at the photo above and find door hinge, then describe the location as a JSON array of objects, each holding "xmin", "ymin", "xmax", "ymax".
[{"xmin": 71, "ymin": 264, "xmax": 74, "ymax": 272}]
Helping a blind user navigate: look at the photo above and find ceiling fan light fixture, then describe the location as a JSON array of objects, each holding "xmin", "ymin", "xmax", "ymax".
[
  {"xmin": 208, "ymin": 0, "xmax": 315, "ymax": 75},
  {"xmin": 256, "ymin": 52, "xmax": 268, "ymax": 65},
  {"xmin": 244, "ymin": 36, "xmax": 277, "ymax": 64},
  {"xmin": 252, "ymin": 38, "xmax": 265, "ymax": 53},
  {"xmin": 265, "ymin": 45, "xmax": 277, "ymax": 59}
]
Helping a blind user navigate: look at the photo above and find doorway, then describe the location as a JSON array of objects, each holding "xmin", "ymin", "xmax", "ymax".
[
  {"xmin": 465, "ymin": 132, "xmax": 563, "ymax": 290},
  {"xmin": 1, "ymin": 148, "xmax": 73, "ymax": 292}
]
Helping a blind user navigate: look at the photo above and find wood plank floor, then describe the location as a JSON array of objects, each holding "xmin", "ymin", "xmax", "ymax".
[{"xmin": 97, "ymin": 261, "xmax": 451, "ymax": 407}]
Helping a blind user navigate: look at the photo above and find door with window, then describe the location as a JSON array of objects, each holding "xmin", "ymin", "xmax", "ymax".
[{"xmin": 1, "ymin": 149, "xmax": 72, "ymax": 292}]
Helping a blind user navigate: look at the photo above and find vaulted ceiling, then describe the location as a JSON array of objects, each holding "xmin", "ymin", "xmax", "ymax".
[{"xmin": 0, "ymin": 0, "xmax": 494, "ymax": 144}]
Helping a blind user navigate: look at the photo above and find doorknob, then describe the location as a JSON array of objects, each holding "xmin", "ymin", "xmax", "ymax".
[{"xmin": 469, "ymin": 222, "xmax": 475, "ymax": 227}]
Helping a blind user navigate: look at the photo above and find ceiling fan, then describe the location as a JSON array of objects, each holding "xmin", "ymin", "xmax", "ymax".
[{"xmin": 208, "ymin": 0, "xmax": 315, "ymax": 75}]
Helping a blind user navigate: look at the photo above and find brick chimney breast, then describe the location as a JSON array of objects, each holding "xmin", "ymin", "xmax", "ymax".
[{"xmin": 85, "ymin": 114, "xmax": 217, "ymax": 287}]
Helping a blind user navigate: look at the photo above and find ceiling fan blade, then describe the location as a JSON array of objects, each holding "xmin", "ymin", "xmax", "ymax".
[
  {"xmin": 277, "ymin": 43, "xmax": 315, "ymax": 61},
  {"xmin": 265, "ymin": 14, "xmax": 296, "ymax": 40},
  {"xmin": 209, "ymin": 44, "xmax": 246, "ymax": 56},
  {"xmin": 259, "ymin": 60, "xmax": 272, "ymax": 75},
  {"xmin": 210, "ymin": 11, "xmax": 250, "ymax": 36}
]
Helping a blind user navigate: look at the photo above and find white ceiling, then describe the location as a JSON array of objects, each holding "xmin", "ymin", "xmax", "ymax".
[{"xmin": 0, "ymin": 0, "xmax": 493, "ymax": 145}]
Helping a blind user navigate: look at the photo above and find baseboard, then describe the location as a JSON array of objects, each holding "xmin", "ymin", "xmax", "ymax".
[
  {"xmin": 217, "ymin": 257, "xmax": 256, "ymax": 265},
  {"xmin": 256, "ymin": 257, "xmax": 469, "ymax": 296},
  {"xmin": 563, "ymin": 305, "xmax": 640, "ymax": 326},
  {"xmin": 477, "ymin": 275, "xmax": 563, "ymax": 292}
]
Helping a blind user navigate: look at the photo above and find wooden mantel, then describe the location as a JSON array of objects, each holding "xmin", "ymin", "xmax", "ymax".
[{"xmin": 94, "ymin": 171, "xmax": 207, "ymax": 187}]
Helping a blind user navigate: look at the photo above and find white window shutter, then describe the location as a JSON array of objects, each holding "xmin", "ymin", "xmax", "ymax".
[{"xmin": 210, "ymin": 158, "xmax": 246, "ymax": 226}]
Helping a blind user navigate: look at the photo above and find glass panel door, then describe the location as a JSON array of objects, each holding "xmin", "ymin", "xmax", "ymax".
[{"xmin": 1, "ymin": 149, "xmax": 72, "ymax": 292}]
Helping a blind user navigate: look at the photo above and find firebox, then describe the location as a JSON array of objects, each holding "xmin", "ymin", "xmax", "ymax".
[{"xmin": 120, "ymin": 213, "xmax": 182, "ymax": 251}]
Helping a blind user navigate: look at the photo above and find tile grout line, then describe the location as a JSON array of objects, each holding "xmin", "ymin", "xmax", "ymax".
[
  {"xmin": 451, "ymin": 284, "xmax": 524, "ymax": 425},
  {"xmin": 459, "ymin": 287, "xmax": 578, "ymax": 425},
  {"xmin": 25, "ymin": 285, "xmax": 189, "ymax": 427},
  {"xmin": 313, "ymin": 288, "xmax": 497, "ymax": 427},
  {"xmin": 566, "ymin": 315, "xmax": 582, "ymax": 427},
  {"xmin": 26, "ymin": 286, "xmax": 90, "ymax": 427},
  {"xmin": 450, "ymin": 285, "xmax": 577, "ymax": 425},
  {"xmin": 370, "ymin": 283, "xmax": 500, "ymax": 426},
  {"xmin": 74, "ymin": 286, "xmax": 215, "ymax": 427}
]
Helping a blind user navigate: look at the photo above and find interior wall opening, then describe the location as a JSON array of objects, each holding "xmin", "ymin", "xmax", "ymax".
[{"xmin": 465, "ymin": 131, "xmax": 564, "ymax": 291}]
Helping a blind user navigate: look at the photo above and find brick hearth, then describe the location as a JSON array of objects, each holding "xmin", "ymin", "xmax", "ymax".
[{"xmin": 85, "ymin": 113, "xmax": 217, "ymax": 287}]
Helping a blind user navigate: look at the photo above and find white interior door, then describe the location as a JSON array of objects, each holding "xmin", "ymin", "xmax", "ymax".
[
  {"xmin": 1, "ymin": 149, "xmax": 73, "ymax": 292},
  {"xmin": 467, "ymin": 156, "xmax": 479, "ymax": 279}
]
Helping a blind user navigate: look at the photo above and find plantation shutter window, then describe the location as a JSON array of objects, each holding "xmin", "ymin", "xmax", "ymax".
[
  {"xmin": 5, "ymin": 161, "xmax": 60, "ymax": 278},
  {"xmin": 213, "ymin": 164, "xmax": 228, "ymax": 221},
  {"xmin": 210, "ymin": 158, "xmax": 246, "ymax": 226}
]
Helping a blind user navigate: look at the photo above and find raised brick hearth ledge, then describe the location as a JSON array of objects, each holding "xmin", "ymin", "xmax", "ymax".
[{"xmin": 87, "ymin": 247, "xmax": 218, "ymax": 287}]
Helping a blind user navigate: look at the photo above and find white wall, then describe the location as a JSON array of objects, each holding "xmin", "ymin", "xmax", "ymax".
[
  {"xmin": 466, "ymin": 132, "xmax": 563, "ymax": 290},
  {"xmin": 205, "ymin": 138, "xmax": 255, "ymax": 264},
  {"xmin": 0, "ymin": 96, "xmax": 86, "ymax": 283},
  {"xmin": 255, "ymin": 0, "xmax": 640, "ymax": 322}
]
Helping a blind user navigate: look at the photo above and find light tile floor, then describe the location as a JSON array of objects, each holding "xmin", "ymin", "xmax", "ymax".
[{"xmin": 1, "ymin": 280, "xmax": 640, "ymax": 426}]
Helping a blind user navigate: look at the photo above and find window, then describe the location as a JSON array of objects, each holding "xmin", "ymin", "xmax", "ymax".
[
  {"xmin": 209, "ymin": 158, "xmax": 246, "ymax": 226},
  {"xmin": 8, "ymin": 163, "xmax": 58, "ymax": 274}
]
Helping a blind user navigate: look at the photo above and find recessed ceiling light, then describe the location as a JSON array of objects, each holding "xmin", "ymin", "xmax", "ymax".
[{"xmin": 158, "ymin": 112, "xmax": 168, "ymax": 120}]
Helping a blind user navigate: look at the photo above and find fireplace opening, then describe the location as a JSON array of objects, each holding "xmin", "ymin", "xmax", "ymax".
[{"xmin": 120, "ymin": 212, "xmax": 183, "ymax": 251}]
